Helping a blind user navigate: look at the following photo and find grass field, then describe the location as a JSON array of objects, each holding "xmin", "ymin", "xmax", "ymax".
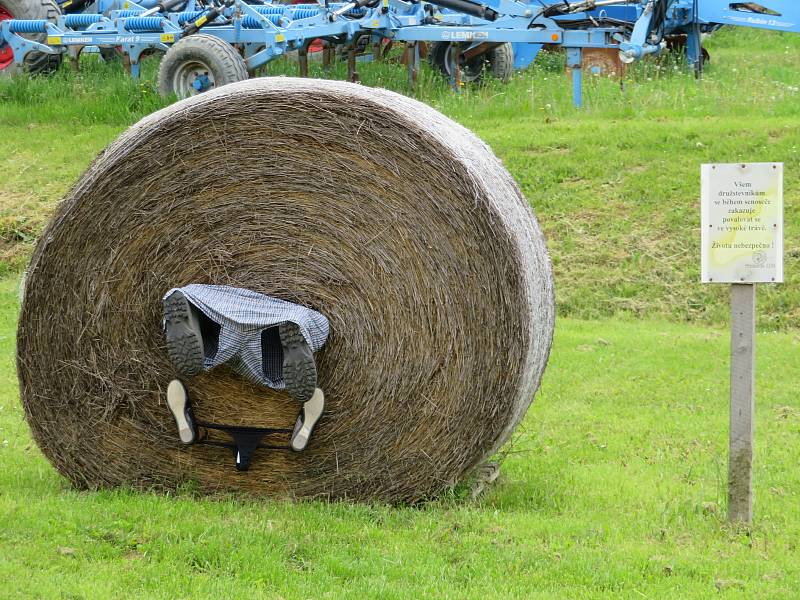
[
  {"xmin": 2, "ymin": 286, "xmax": 800, "ymax": 598},
  {"xmin": 0, "ymin": 26, "xmax": 799, "ymax": 598}
]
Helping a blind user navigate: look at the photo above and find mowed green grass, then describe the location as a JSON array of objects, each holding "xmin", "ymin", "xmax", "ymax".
[
  {"xmin": 0, "ymin": 25, "xmax": 799, "ymax": 599},
  {"xmin": 1, "ymin": 280, "xmax": 800, "ymax": 598}
]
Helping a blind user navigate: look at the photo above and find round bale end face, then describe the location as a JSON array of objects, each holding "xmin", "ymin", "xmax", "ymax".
[{"xmin": 17, "ymin": 78, "xmax": 554, "ymax": 503}]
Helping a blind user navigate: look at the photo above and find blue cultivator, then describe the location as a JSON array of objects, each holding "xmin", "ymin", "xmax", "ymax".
[{"xmin": 1, "ymin": 0, "xmax": 799, "ymax": 104}]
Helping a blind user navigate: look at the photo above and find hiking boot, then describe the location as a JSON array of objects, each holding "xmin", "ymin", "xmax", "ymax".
[
  {"xmin": 290, "ymin": 388, "xmax": 324, "ymax": 452},
  {"xmin": 163, "ymin": 290, "xmax": 205, "ymax": 377},
  {"xmin": 279, "ymin": 321, "xmax": 317, "ymax": 403},
  {"xmin": 166, "ymin": 379, "xmax": 197, "ymax": 444}
]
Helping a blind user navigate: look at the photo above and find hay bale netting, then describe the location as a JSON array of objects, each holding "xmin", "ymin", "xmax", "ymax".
[{"xmin": 17, "ymin": 78, "xmax": 555, "ymax": 503}]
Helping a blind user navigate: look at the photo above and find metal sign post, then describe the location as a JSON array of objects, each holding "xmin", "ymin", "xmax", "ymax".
[
  {"xmin": 701, "ymin": 162, "xmax": 784, "ymax": 524},
  {"xmin": 728, "ymin": 282, "xmax": 755, "ymax": 522}
]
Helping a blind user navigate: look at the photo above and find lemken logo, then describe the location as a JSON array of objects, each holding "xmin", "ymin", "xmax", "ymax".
[{"xmin": 441, "ymin": 31, "xmax": 489, "ymax": 41}]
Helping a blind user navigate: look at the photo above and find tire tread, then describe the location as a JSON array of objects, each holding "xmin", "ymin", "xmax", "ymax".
[
  {"xmin": 0, "ymin": 0, "xmax": 62, "ymax": 76},
  {"xmin": 157, "ymin": 33, "xmax": 248, "ymax": 98},
  {"xmin": 428, "ymin": 41, "xmax": 514, "ymax": 84}
]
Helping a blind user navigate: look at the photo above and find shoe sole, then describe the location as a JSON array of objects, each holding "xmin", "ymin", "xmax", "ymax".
[
  {"xmin": 167, "ymin": 379, "xmax": 195, "ymax": 444},
  {"xmin": 163, "ymin": 291, "xmax": 204, "ymax": 377},
  {"xmin": 280, "ymin": 321, "xmax": 316, "ymax": 403},
  {"xmin": 291, "ymin": 388, "xmax": 324, "ymax": 452}
]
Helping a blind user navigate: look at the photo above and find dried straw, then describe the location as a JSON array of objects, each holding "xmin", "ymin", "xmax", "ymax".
[{"xmin": 17, "ymin": 78, "xmax": 554, "ymax": 503}]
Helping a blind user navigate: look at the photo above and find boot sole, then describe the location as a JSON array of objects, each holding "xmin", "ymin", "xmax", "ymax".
[
  {"xmin": 291, "ymin": 388, "xmax": 324, "ymax": 451},
  {"xmin": 163, "ymin": 291, "xmax": 204, "ymax": 377},
  {"xmin": 167, "ymin": 379, "xmax": 195, "ymax": 444},
  {"xmin": 279, "ymin": 321, "xmax": 316, "ymax": 402}
]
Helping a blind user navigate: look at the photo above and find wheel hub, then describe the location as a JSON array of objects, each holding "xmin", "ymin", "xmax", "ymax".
[
  {"xmin": 191, "ymin": 72, "xmax": 212, "ymax": 92},
  {"xmin": 172, "ymin": 59, "xmax": 216, "ymax": 97},
  {"xmin": 443, "ymin": 45, "xmax": 486, "ymax": 83}
]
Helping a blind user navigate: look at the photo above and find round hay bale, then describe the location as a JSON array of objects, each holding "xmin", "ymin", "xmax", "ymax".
[{"xmin": 17, "ymin": 78, "xmax": 554, "ymax": 503}]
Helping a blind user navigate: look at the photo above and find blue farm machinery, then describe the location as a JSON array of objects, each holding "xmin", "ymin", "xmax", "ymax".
[{"xmin": 0, "ymin": 0, "xmax": 798, "ymax": 103}]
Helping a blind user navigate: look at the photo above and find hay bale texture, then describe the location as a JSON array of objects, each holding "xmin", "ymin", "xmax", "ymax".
[{"xmin": 17, "ymin": 78, "xmax": 554, "ymax": 503}]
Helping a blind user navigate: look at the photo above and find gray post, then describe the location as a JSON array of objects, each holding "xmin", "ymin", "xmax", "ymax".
[{"xmin": 728, "ymin": 283, "xmax": 756, "ymax": 523}]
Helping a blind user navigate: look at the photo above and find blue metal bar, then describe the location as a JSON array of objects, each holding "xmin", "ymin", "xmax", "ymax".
[
  {"xmin": 566, "ymin": 47, "xmax": 582, "ymax": 109},
  {"xmin": 686, "ymin": 0, "xmax": 702, "ymax": 74}
]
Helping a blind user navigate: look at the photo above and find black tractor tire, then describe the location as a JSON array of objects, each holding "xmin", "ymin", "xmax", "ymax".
[
  {"xmin": 429, "ymin": 41, "xmax": 514, "ymax": 84},
  {"xmin": 157, "ymin": 34, "xmax": 248, "ymax": 99},
  {"xmin": 99, "ymin": 46, "xmax": 122, "ymax": 62},
  {"xmin": 664, "ymin": 34, "xmax": 710, "ymax": 67},
  {"xmin": 0, "ymin": 0, "xmax": 62, "ymax": 76}
]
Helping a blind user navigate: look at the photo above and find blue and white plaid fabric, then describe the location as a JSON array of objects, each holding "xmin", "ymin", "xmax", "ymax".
[{"xmin": 163, "ymin": 284, "xmax": 329, "ymax": 388}]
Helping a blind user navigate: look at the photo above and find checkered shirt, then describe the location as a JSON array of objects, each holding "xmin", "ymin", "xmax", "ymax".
[{"xmin": 164, "ymin": 284, "xmax": 329, "ymax": 388}]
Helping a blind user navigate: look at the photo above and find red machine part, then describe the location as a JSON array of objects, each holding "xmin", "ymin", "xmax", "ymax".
[{"xmin": 0, "ymin": 5, "xmax": 14, "ymax": 71}]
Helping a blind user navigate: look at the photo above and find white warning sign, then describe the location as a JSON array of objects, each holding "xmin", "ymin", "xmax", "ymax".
[{"xmin": 701, "ymin": 163, "xmax": 783, "ymax": 284}]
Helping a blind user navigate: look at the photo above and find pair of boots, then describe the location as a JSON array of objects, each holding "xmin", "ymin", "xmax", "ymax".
[{"xmin": 163, "ymin": 289, "xmax": 325, "ymax": 453}]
